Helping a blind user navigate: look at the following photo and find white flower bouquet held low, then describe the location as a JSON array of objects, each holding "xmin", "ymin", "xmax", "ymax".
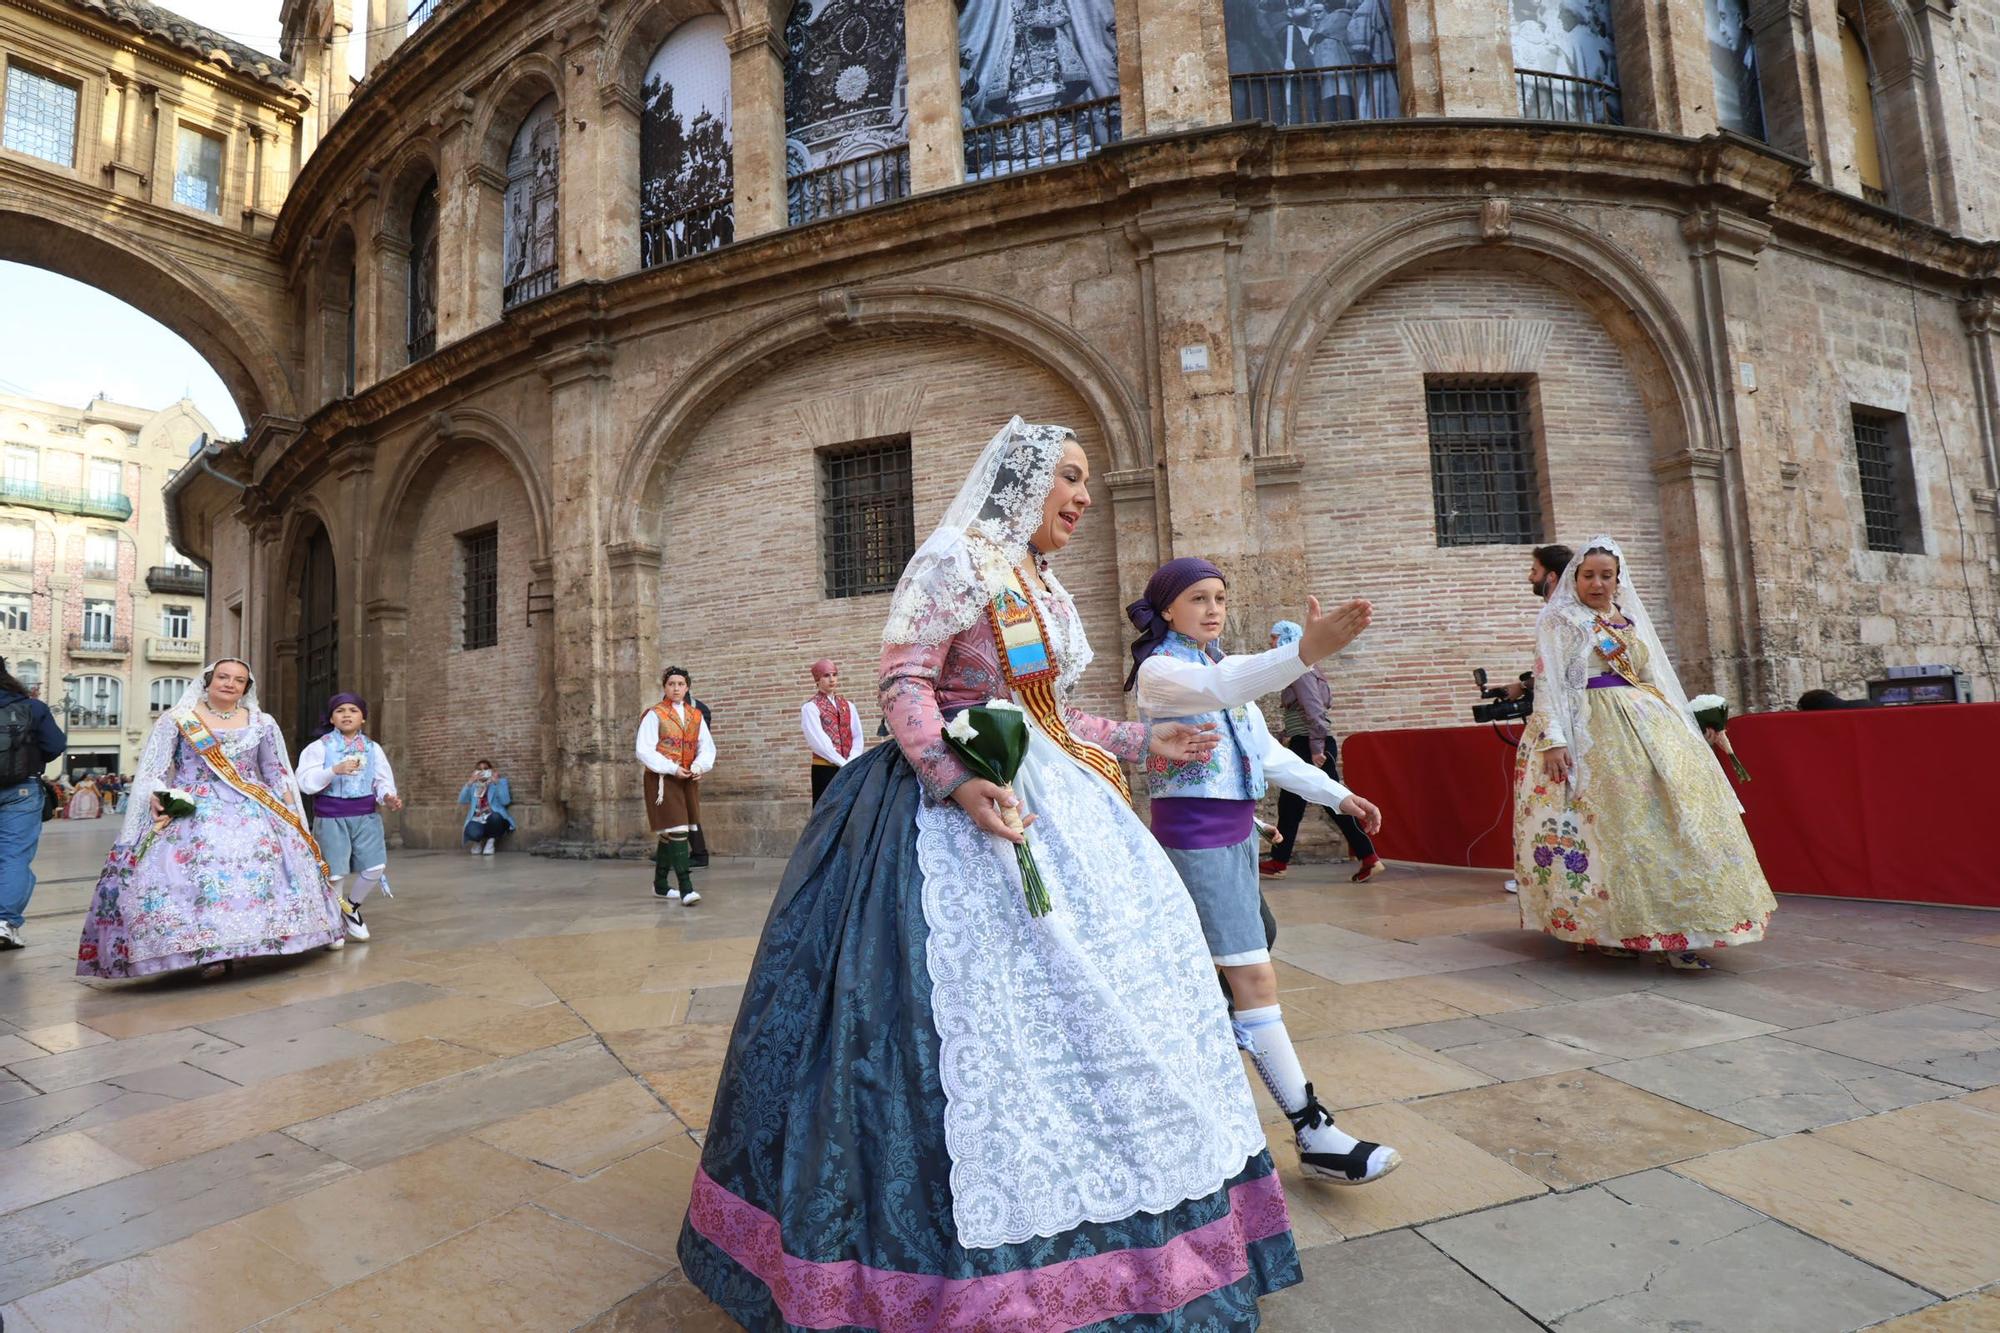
[
  {"xmin": 137, "ymin": 787, "xmax": 199, "ymax": 858},
  {"xmin": 1688, "ymin": 695, "xmax": 1751, "ymax": 782},
  {"xmin": 943, "ymin": 701, "xmax": 1051, "ymax": 916}
]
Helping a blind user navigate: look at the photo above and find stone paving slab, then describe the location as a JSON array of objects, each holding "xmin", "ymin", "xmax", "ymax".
[
  {"xmin": 1261, "ymin": 1228, "xmax": 1543, "ymax": 1332},
  {"xmin": 1658, "ymin": 961, "xmax": 1966, "ymax": 1028},
  {"xmin": 1490, "ymin": 990, "xmax": 1779, "ymax": 1059},
  {"xmin": 186, "ymin": 1024, "xmax": 391, "ymax": 1086},
  {"xmin": 2, "ymin": 1025, "xmax": 240, "ymax": 1093},
  {"xmin": 1815, "ymin": 1099, "xmax": 2000, "ymax": 1205},
  {"xmin": 1599, "ymin": 1034, "xmax": 1959, "ymax": 1136},
  {"xmin": 1420, "ymin": 1169, "xmax": 1933, "ymax": 1331},
  {"xmin": 194, "ymin": 980, "xmax": 449, "ymax": 1046},
  {"xmin": 1784, "ymin": 1003, "xmax": 2000, "ymax": 1089}
]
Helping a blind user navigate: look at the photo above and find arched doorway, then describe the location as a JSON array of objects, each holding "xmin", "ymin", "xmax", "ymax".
[{"xmin": 296, "ymin": 522, "xmax": 338, "ymax": 750}]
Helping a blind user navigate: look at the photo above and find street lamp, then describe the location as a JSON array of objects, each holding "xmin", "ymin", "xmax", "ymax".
[{"xmin": 59, "ymin": 673, "xmax": 78, "ymax": 725}]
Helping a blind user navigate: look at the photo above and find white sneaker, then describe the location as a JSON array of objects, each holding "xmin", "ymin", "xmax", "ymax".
[
  {"xmin": 0, "ymin": 921, "xmax": 23, "ymax": 949},
  {"xmin": 327, "ymin": 936, "xmax": 346, "ymax": 950},
  {"xmin": 341, "ymin": 900, "xmax": 370, "ymax": 942},
  {"xmin": 482, "ymin": 839, "xmax": 495, "ymax": 855},
  {"xmin": 682, "ymin": 888, "xmax": 702, "ymax": 906},
  {"xmin": 469, "ymin": 845, "xmax": 480, "ymax": 855},
  {"xmin": 1503, "ymin": 879, "xmax": 1519, "ymax": 894},
  {"xmin": 664, "ymin": 888, "xmax": 682, "ymax": 902}
]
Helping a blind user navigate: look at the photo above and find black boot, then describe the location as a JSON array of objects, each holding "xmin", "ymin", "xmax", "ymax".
[{"xmin": 666, "ymin": 837, "xmax": 699, "ymax": 905}]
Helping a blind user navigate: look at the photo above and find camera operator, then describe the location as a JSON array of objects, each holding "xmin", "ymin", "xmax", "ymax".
[{"xmin": 1502, "ymin": 545, "xmax": 1573, "ymax": 702}]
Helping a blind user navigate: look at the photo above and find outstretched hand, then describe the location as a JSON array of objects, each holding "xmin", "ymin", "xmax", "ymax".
[
  {"xmin": 1338, "ymin": 794, "xmax": 1383, "ymax": 837},
  {"xmin": 1296, "ymin": 596, "xmax": 1373, "ymax": 664},
  {"xmin": 1148, "ymin": 721, "xmax": 1220, "ymax": 765}
]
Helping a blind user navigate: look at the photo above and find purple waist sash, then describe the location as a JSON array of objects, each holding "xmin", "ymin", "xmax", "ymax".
[
  {"xmin": 314, "ymin": 794, "xmax": 377, "ymax": 818},
  {"xmin": 1585, "ymin": 674, "xmax": 1629, "ymax": 689},
  {"xmin": 1150, "ymin": 797, "xmax": 1254, "ymax": 851}
]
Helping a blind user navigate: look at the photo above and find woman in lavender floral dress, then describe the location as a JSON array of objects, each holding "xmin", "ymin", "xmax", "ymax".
[{"xmin": 77, "ymin": 660, "xmax": 344, "ymax": 980}]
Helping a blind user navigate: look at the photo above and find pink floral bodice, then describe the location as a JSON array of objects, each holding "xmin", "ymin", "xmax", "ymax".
[{"xmin": 880, "ymin": 589, "xmax": 1147, "ymax": 802}]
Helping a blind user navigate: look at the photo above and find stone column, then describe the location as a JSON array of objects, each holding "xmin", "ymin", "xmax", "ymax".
[
  {"xmin": 1745, "ymin": 0, "xmax": 1829, "ymax": 176},
  {"xmin": 148, "ymin": 90, "xmax": 181, "ymax": 208},
  {"xmin": 1609, "ymin": 0, "xmax": 1717, "ymax": 136},
  {"xmin": 1122, "ymin": 0, "xmax": 1233, "ymax": 136},
  {"xmin": 327, "ymin": 2, "xmax": 356, "ymax": 122},
  {"xmin": 728, "ymin": 23, "xmax": 789, "ymax": 239},
  {"xmin": 597, "ymin": 82, "xmax": 645, "ymax": 278},
  {"xmin": 558, "ymin": 19, "xmax": 620, "ymax": 282},
  {"xmin": 347, "ymin": 185, "xmax": 383, "ymax": 390},
  {"xmin": 1677, "ymin": 205, "xmax": 1795, "ymax": 706},
  {"xmin": 330, "ymin": 442, "xmax": 376, "ymax": 696},
  {"xmin": 432, "ymin": 92, "xmax": 479, "ymax": 344},
  {"xmin": 1911, "ymin": 0, "xmax": 1971, "ymax": 233},
  {"xmin": 1395, "ymin": 0, "xmax": 1517, "ymax": 118},
  {"xmin": 536, "ymin": 339, "xmax": 624, "ymax": 853},
  {"xmin": 606, "ymin": 540, "xmax": 662, "ymax": 841},
  {"xmin": 1124, "ymin": 195, "xmax": 1274, "ymax": 639},
  {"xmin": 903, "ymin": 0, "xmax": 965, "ymax": 194},
  {"xmin": 1961, "ymin": 289, "xmax": 2000, "ymax": 499},
  {"xmin": 371, "ymin": 233, "xmax": 411, "ymax": 377},
  {"xmin": 366, "ymin": 0, "xmax": 410, "ymax": 74}
]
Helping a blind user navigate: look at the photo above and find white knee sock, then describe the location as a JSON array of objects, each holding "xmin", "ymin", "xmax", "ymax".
[
  {"xmin": 330, "ymin": 875, "xmax": 346, "ymax": 906},
  {"xmin": 350, "ymin": 865, "xmax": 386, "ymax": 905},
  {"xmin": 1233, "ymin": 1004, "xmax": 1362, "ymax": 1156}
]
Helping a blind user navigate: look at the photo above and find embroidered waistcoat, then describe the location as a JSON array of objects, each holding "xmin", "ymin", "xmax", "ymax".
[
  {"xmin": 326, "ymin": 734, "xmax": 377, "ymax": 799},
  {"xmin": 1142, "ymin": 632, "xmax": 1265, "ymax": 802},
  {"xmin": 651, "ymin": 701, "xmax": 702, "ymax": 770}
]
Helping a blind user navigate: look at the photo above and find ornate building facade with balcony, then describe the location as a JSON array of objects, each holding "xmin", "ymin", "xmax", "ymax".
[
  {"xmin": 95, "ymin": 0, "xmax": 2000, "ymax": 858},
  {"xmin": 0, "ymin": 390, "xmax": 212, "ymax": 778}
]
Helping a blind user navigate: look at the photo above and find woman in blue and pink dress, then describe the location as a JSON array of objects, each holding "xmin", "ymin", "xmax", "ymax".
[
  {"xmin": 678, "ymin": 419, "xmax": 1305, "ymax": 1330},
  {"xmin": 77, "ymin": 659, "xmax": 344, "ymax": 980}
]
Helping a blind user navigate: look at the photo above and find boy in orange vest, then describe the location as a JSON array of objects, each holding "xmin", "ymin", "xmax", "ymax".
[{"xmin": 635, "ymin": 665, "xmax": 715, "ymax": 903}]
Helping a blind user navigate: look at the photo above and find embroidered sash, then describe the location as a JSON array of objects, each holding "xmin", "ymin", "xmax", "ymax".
[
  {"xmin": 175, "ymin": 712, "xmax": 332, "ymax": 883},
  {"xmin": 986, "ymin": 568, "xmax": 1133, "ymax": 804},
  {"xmin": 1592, "ymin": 620, "xmax": 1670, "ymax": 706}
]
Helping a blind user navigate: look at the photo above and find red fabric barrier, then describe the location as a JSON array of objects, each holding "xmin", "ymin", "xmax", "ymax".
[{"xmin": 1341, "ymin": 703, "xmax": 2000, "ymax": 907}]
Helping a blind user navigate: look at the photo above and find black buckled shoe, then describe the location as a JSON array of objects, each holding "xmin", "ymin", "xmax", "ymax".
[{"xmin": 1287, "ymin": 1083, "xmax": 1403, "ymax": 1185}]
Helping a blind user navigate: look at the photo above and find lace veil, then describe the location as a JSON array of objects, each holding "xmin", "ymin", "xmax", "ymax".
[
  {"xmin": 119, "ymin": 659, "xmax": 305, "ymax": 843},
  {"xmin": 1535, "ymin": 535, "xmax": 1702, "ymax": 801},
  {"xmin": 881, "ymin": 416, "xmax": 1078, "ymax": 651}
]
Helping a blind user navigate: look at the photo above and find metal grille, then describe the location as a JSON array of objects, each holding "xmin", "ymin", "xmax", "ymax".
[
  {"xmin": 1515, "ymin": 69, "xmax": 1622, "ymax": 127},
  {"xmin": 409, "ymin": 0, "xmax": 446, "ymax": 29},
  {"xmin": 461, "ymin": 527, "xmax": 498, "ymax": 649},
  {"xmin": 788, "ymin": 145, "xmax": 911, "ymax": 226},
  {"xmin": 821, "ymin": 439, "xmax": 915, "ymax": 599},
  {"xmin": 1230, "ymin": 65, "xmax": 1401, "ymax": 126},
  {"xmin": 503, "ymin": 267, "xmax": 557, "ymax": 310},
  {"xmin": 1852, "ymin": 410, "xmax": 1909, "ymax": 553},
  {"xmin": 3, "ymin": 62, "xmax": 78, "ymax": 166},
  {"xmin": 964, "ymin": 96, "xmax": 1120, "ymax": 182},
  {"xmin": 172, "ymin": 126, "xmax": 224, "ymax": 213},
  {"xmin": 641, "ymin": 194, "xmax": 734, "ymax": 269},
  {"xmin": 1426, "ymin": 381, "xmax": 1543, "ymax": 547}
]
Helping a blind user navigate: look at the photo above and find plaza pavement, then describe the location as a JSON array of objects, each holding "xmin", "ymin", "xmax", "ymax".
[{"xmin": 1, "ymin": 816, "xmax": 1997, "ymax": 1330}]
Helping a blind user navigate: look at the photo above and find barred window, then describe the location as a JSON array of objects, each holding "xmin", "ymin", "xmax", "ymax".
[
  {"xmin": 461, "ymin": 526, "xmax": 499, "ymax": 650},
  {"xmin": 1851, "ymin": 408, "xmax": 1922, "ymax": 554},
  {"xmin": 3, "ymin": 62, "xmax": 79, "ymax": 167},
  {"xmin": 1425, "ymin": 379, "xmax": 1544, "ymax": 547},
  {"xmin": 173, "ymin": 125, "xmax": 225, "ymax": 214},
  {"xmin": 821, "ymin": 438, "xmax": 916, "ymax": 599}
]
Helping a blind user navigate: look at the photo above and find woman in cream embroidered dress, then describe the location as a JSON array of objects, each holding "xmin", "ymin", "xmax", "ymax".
[
  {"xmin": 678, "ymin": 418, "xmax": 1302, "ymax": 1331},
  {"xmin": 77, "ymin": 659, "xmax": 343, "ymax": 979},
  {"xmin": 1514, "ymin": 537, "xmax": 1776, "ymax": 969}
]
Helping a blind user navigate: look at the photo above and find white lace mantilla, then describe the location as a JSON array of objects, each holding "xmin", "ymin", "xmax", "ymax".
[{"xmin": 916, "ymin": 662, "xmax": 1264, "ymax": 1247}]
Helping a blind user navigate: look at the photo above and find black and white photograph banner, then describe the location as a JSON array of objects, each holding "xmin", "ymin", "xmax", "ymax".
[{"xmin": 642, "ymin": 18, "xmax": 734, "ymax": 267}]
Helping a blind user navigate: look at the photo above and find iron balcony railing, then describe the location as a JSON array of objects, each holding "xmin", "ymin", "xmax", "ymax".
[
  {"xmin": 407, "ymin": 324, "xmax": 437, "ymax": 364},
  {"xmin": 1862, "ymin": 183, "xmax": 1890, "ymax": 207},
  {"xmin": 503, "ymin": 267, "xmax": 558, "ymax": 310},
  {"xmin": 0, "ymin": 477, "xmax": 133, "ymax": 521},
  {"xmin": 145, "ymin": 565, "xmax": 206, "ymax": 595},
  {"xmin": 67, "ymin": 707, "xmax": 119, "ymax": 730},
  {"xmin": 788, "ymin": 145, "xmax": 912, "ymax": 226},
  {"xmin": 1231, "ymin": 65, "xmax": 1401, "ymax": 126},
  {"xmin": 965, "ymin": 95, "xmax": 1121, "ymax": 181},
  {"xmin": 641, "ymin": 193, "xmax": 734, "ymax": 269},
  {"xmin": 1516, "ymin": 69, "xmax": 1622, "ymax": 126},
  {"xmin": 146, "ymin": 636, "xmax": 204, "ymax": 664},
  {"xmin": 66, "ymin": 633, "xmax": 129, "ymax": 658},
  {"xmin": 409, "ymin": 0, "xmax": 445, "ymax": 30}
]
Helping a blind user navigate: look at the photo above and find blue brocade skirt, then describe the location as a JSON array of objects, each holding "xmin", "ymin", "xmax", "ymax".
[{"xmin": 677, "ymin": 745, "xmax": 1301, "ymax": 1332}]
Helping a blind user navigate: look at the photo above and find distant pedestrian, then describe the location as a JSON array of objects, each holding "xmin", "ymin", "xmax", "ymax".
[
  {"xmin": 800, "ymin": 659, "xmax": 864, "ymax": 806},
  {"xmin": 458, "ymin": 759, "xmax": 515, "ymax": 854},
  {"xmin": 67, "ymin": 776, "xmax": 102, "ymax": 820},
  {"xmin": 636, "ymin": 665, "xmax": 714, "ymax": 904},
  {"xmin": 0, "ymin": 657, "xmax": 66, "ymax": 950}
]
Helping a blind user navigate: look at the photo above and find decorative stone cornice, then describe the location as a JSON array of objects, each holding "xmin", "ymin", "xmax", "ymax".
[
  {"xmin": 598, "ymin": 82, "xmax": 642, "ymax": 118},
  {"xmin": 1962, "ymin": 292, "xmax": 2000, "ymax": 336},
  {"xmin": 1123, "ymin": 198, "xmax": 1246, "ymax": 258},
  {"xmin": 1252, "ymin": 453, "xmax": 1304, "ymax": 487},
  {"xmin": 605, "ymin": 541, "xmax": 662, "ymax": 573},
  {"xmin": 461, "ymin": 162, "xmax": 506, "ymax": 193},
  {"xmin": 535, "ymin": 339, "xmax": 614, "ymax": 389},
  {"xmin": 1104, "ymin": 467, "xmax": 1156, "ymax": 505},
  {"xmin": 331, "ymin": 440, "xmax": 377, "ymax": 480},
  {"xmin": 725, "ymin": 22, "xmax": 786, "ymax": 60},
  {"xmin": 1682, "ymin": 206, "xmax": 1774, "ymax": 264},
  {"xmin": 1653, "ymin": 449, "xmax": 1727, "ymax": 483},
  {"xmin": 363, "ymin": 598, "xmax": 409, "ymax": 624}
]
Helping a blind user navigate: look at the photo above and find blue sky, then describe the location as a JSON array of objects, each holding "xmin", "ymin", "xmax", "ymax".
[{"xmin": 0, "ymin": 4, "xmax": 290, "ymax": 438}]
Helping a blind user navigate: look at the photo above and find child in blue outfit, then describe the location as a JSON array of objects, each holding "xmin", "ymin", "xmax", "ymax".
[
  {"xmin": 296, "ymin": 693, "xmax": 402, "ymax": 941},
  {"xmin": 1127, "ymin": 557, "xmax": 1402, "ymax": 1186}
]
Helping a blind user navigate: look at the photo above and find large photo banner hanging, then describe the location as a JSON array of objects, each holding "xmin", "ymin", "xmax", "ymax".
[
  {"xmin": 1704, "ymin": 0, "xmax": 1765, "ymax": 139},
  {"xmin": 1221, "ymin": 0, "xmax": 1396, "ymax": 123},
  {"xmin": 784, "ymin": 0, "xmax": 908, "ymax": 219},
  {"xmin": 958, "ymin": 0, "xmax": 1120, "ymax": 177},
  {"xmin": 641, "ymin": 18, "xmax": 734, "ymax": 267}
]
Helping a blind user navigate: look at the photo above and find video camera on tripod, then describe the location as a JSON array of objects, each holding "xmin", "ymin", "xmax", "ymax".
[{"xmin": 1471, "ymin": 668, "xmax": 1534, "ymax": 723}]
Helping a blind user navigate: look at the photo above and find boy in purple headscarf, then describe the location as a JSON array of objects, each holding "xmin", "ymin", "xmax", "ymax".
[
  {"xmin": 1127, "ymin": 558, "xmax": 1404, "ymax": 1187},
  {"xmin": 296, "ymin": 693, "xmax": 403, "ymax": 942}
]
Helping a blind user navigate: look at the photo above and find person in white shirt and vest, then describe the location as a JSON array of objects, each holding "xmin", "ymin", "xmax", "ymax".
[
  {"xmin": 800, "ymin": 659, "xmax": 864, "ymax": 807},
  {"xmin": 635, "ymin": 665, "xmax": 715, "ymax": 904}
]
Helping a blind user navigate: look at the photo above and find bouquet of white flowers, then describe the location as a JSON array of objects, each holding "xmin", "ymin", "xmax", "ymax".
[
  {"xmin": 943, "ymin": 700, "xmax": 1051, "ymax": 916},
  {"xmin": 136, "ymin": 787, "xmax": 198, "ymax": 857},
  {"xmin": 1687, "ymin": 695, "xmax": 1751, "ymax": 782}
]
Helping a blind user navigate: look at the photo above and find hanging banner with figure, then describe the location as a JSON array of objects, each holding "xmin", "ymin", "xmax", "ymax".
[
  {"xmin": 1704, "ymin": 0, "xmax": 1765, "ymax": 140},
  {"xmin": 641, "ymin": 18, "xmax": 734, "ymax": 266},
  {"xmin": 959, "ymin": 0, "xmax": 1120, "ymax": 177},
  {"xmin": 1511, "ymin": 0, "xmax": 1621, "ymax": 122},
  {"xmin": 1221, "ymin": 0, "xmax": 1398, "ymax": 122},
  {"xmin": 783, "ymin": 0, "xmax": 908, "ymax": 220}
]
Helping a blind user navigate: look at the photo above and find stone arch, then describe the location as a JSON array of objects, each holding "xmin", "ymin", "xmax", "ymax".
[
  {"xmin": 1254, "ymin": 203, "xmax": 1716, "ymax": 473},
  {"xmin": 0, "ymin": 204, "xmax": 295, "ymax": 425},
  {"xmin": 603, "ymin": 0, "xmax": 742, "ymax": 93},
  {"xmin": 614, "ymin": 283, "xmax": 1149, "ymax": 544},
  {"xmin": 471, "ymin": 60, "xmax": 565, "ymax": 319},
  {"xmin": 375, "ymin": 142, "xmax": 443, "ymax": 371},
  {"xmin": 369, "ymin": 413, "xmax": 556, "ymax": 845},
  {"xmin": 473, "ymin": 58, "xmax": 566, "ymax": 178},
  {"xmin": 1835, "ymin": 0, "xmax": 1940, "ymax": 221}
]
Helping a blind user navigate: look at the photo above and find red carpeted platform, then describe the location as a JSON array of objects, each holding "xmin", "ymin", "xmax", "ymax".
[{"xmin": 1341, "ymin": 702, "xmax": 1999, "ymax": 907}]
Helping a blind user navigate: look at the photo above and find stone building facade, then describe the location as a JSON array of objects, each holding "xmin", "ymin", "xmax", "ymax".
[
  {"xmin": 6, "ymin": 0, "xmax": 1997, "ymax": 856},
  {"xmin": 0, "ymin": 391, "xmax": 214, "ymax": 777}
]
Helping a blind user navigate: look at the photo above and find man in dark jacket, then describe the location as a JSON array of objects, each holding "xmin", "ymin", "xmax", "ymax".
[{"xmin": 0, "ymin": 657, "xmax": 66, "ymax": 949}]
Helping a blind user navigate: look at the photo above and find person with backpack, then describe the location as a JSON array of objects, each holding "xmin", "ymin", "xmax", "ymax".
[{"xmin": 0, "ymin": 657, "xmax": 67, "ymax": 950}]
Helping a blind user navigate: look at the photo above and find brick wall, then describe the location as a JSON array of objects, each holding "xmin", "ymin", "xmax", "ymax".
[
  {"xmin": 651, "ymin": 329, "xmax": 1125, "ymax": 853},
  {"xmin": 397, "ymin": 443, "xmax": 546, "ymax": 844},
  {"xmin": 1289, "ymin": 259, "xmax": 1675, "ymax": 738}
]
